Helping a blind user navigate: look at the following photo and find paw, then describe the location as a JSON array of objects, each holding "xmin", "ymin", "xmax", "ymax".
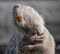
[
  {"xmin": 29, "ymin": 34, "xmax": 44, "ymax": 43},
  {"xmin": 21, "ymin": 45, "xmax": 35, "ymax": 52}
]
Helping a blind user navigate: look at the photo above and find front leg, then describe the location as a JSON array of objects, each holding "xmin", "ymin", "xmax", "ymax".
[
  {"xmin": 21, "ymin": 45, "xmax": 35, "ymax": 54},
  {"xmin": 21, "ymin": 35, "xmax": 45, "ymax": 54},
  {"xmin": 21, "ymin": 44, "xmax": 44, "ymax": 54},
  {"xmin": 22, "ymin": 34, "xmax": 45, "ymax": 51},
  {"xmin": 29, "ymin": 34, "xmax": 44, "ymax": 43},
  {"xmin": 22, "ymin": 45, "xmax": 35, "ymax": 51}
]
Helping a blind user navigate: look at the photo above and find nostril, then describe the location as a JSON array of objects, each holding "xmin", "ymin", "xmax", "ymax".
[
  {"xmin": 16, "ymin": 5, "xmax": 19, "ymax": 8},
  {"xmin": 14, "ymin": 5, "xmax": 19, "ymax": 9}
]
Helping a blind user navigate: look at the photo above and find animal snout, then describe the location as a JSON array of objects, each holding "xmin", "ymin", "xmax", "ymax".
[{"xmin": 14, "ymin": 5, "xmax": 19, "ymax": 9}]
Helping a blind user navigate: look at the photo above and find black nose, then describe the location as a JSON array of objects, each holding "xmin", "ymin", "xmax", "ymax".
[{"xmin": 14, "ymin": 5, "xmax": 19, "ymax": 8}]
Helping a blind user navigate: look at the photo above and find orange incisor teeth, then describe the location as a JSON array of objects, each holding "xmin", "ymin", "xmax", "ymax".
[{"xmin": 15, "ymin": 13, "xmax": 22, "ymax": 22}]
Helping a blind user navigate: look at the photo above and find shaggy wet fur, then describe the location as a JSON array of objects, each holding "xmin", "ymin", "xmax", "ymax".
[{"xmin": 7, "ymin": 4, "xmax": 55, "ymax": 54}]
